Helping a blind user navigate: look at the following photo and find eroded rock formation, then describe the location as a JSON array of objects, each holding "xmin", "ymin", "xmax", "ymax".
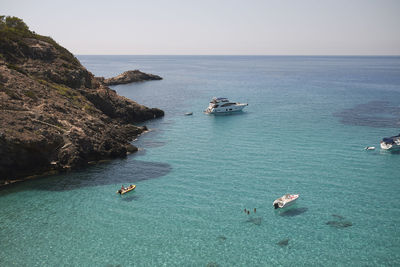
[
  {"xmin": 0, "ymin": 16, "xmax": 164, "ymax": 183},
  {"xmin": 98, "ymin": 70, "xmax": 162, "ymax": 86}
]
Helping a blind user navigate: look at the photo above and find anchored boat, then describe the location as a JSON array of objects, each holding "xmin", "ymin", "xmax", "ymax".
[
  {"xmin": 273, "ymin": 194, "xmax": 299, "ymax": 209},
  {"xmin": 380, "ymin": 133, "xmax": 400, "ymax": 151},
  {"xmin": 205, "ymin": 97, "xmax": 248, "ymax": 114},
  {"xmin": 117, "ymin": 185, "xmax": 136, "ymax": 195}
]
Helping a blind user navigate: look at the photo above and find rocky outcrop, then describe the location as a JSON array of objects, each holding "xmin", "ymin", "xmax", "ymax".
[
  {"xmin": 98, "ymin": 70, "xmax": 162, "ymax": 86},
  {"xmin": 0, "ymin": 16, "xmax": 164, "ymax": 184}
]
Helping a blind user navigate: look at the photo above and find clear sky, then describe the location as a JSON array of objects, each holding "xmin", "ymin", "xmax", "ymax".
[{"xmin": 2, "ymin": 0, "xmax": 400, "ymax": 55}]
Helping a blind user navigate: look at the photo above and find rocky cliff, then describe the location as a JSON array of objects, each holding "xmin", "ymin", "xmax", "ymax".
[
  {"xmin": 98, "ymin": 70, "xmax": 162, "ymax": 86},
  {"xmin": 0, "ymin": 16, "xmax": 164, "ymax": 184}
]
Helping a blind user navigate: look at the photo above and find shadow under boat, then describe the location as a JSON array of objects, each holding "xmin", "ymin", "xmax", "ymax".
[
  {"xmin": 277, "ymin": 206, "xmax": 308, "ymax": 217},
  {"xmin": 120, "ymin": 194, "xmax": 140, "ymax": 202}
]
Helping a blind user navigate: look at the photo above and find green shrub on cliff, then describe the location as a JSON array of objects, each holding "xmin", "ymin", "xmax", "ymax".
[
  {"xmin": 0, "ymin": 16, "xmax": 29, "ymax": 32},
  {"xmin": 6, "ymin": 63, "xmax": 27, "ymax": 75},
  {"xmin": 24, "ymin": 90, "xmax": 37, "ymax": 100},
  {"xmin": 0, "ymin": 15, "xmax": 79, "ymax": 66}
]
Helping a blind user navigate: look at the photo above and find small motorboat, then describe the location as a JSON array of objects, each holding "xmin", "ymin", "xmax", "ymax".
[
  {"xmin": 184, "ymin": 112, "xmax": 193, "ymax": 116},
  {"xmin": 117, "ymin": 185, "xmax": 136, "ymax": 195},
  {"xmin": 273, "ymin": 194, "xmax": 299, "ymax": 209},
  {"xmin": 364, "ymin": 146, "xmax": 375, "ymax": 150},
  {"xmin": 380, "ymin": 133, "xmax": 400, "ymax": 151}
]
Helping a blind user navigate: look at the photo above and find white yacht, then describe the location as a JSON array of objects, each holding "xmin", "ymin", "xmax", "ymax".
[
  {"xmin": 380, "ymin": 133, "xmax": 400, "ymax": 151},
  {"xmin": 205, "ymin": 97, "xmax": 248, "ymax": 114},
  {"xmin": 273, "ymin": 194, "xmax": 299, "ymax": 209}
]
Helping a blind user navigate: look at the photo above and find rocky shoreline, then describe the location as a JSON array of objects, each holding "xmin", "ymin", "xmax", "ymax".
[
  {"xmin": 97, "ymin": 70, "xmax": 162, "ymax": 86},
  {"xmin": 0, "ymin": 16, "xmax": 164, "ymax": 185}
]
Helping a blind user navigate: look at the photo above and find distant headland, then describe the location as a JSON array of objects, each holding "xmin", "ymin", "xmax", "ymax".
[
  {"xmin": 0, "ymin": 16, "xmax": 164, "ymax": 184},
  {"xmin": 97, "ymin": 70, "xmax": 162, "ymax": 86}
]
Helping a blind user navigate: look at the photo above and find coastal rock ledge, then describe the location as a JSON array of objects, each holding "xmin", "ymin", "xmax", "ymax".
[
  {"xmin": 98, "ymin": 70, "xmax": 162, "ymax": 86},
  {"xmin": 0, "ymin": 16, "xmax": 164, "ymax": 184}
]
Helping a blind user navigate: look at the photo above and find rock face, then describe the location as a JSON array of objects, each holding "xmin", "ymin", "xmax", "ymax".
[
  {"xmin": 99, "ymin": 70, "xmax": 162, "ymax": 86},
  {"xmin": 0, "ymin": 16, "xmax": 164, "ymax": 183}
]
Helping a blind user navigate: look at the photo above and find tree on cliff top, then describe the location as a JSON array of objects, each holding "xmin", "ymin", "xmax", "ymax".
[
  {"xmin": 0, "ymin": 15, "xmax": 80, "ymax": 65},
  {"xmin": 0, "ymin": 16, "xmax": 29, "ymax": 32}
]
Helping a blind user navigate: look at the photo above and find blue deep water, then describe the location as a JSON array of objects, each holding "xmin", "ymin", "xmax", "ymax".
[{"xmin": 1, "ymin": 56, "xmax": 400, "ymax": 266}]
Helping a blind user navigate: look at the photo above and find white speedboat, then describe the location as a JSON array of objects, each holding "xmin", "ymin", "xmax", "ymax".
[
  {"xmin": 205, "ymin": 97, "xmax": 248, "ymax": 114},
  {"xmin": 273, "ymin": 194, "xmax": 299, "ymax": 209},
  {"xmin": 380, "ymin": 133, "xmax": 400, "ymax": 151}
]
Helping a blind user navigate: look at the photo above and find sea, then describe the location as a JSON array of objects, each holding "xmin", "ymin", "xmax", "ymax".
[{"xmin": 1, "ymin": 56, "xmax": 400, "ymax": 266}]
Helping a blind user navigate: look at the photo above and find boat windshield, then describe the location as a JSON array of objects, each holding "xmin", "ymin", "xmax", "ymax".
[{"xmin": 221, "ymin": 103, "xmax": 235, "ymax": 107}]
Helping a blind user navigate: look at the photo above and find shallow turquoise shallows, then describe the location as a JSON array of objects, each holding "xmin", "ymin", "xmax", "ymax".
[{"xmin": 1, "ymin": 56, "xmax": 400, "ymax": 266}]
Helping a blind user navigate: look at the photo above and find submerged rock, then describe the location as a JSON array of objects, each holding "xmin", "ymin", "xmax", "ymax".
[
  {"xmin": 277, "ymin": 238, "xmax": 289, "ymax": 247},
  {"xmin": 327, "ymin": 214, "xmax": 352, "ymax": 228},
  {"xmin": 326, "ymin": 221, "xmax": 353, "ymax": 228},
  {"xmin": 217, "ymin": 235, "xmax": 227, "ymax": 242},
  {"xmin": 246, "ymin": 217, "xmax": 262, "ymax": 226},
  {"xmin": 99, "ymin": 70, "xmax": 162, "ymax": 86}
]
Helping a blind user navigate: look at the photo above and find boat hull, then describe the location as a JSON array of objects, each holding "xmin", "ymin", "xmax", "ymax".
[
  {"xmin": 380, "ymin": 134, "xmax": 400, "ymax": 151},
  {"xmin": 205, "ymin": 104, "xmax": 248, "ymax": 114},
  {"xmin": 380, "ymin": 143, "xmax": 400, "ymax": 151},
  {"xmin": 117, "ymin": 185, "xmax": 136, "ymax": 195},
  {"xmin": 273, "ymin": 194, "xmax": 299, "ymax": 209},
  {"xmin": 280, "ymin": 198, "xmax": 297, "ymax": 208}
]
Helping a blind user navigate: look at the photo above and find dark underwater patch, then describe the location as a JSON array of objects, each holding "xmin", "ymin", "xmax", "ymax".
[
  {"xmin": 326, "ymin": 214, "xmax": 352, "ymax": 228},
  {"xmin": 333, "ymin": 101, "xmax": 400, "ymax": 128},
  {"xmin": 277, "ymin": 238, "xmax": 289, "ymax": 247},
  {"xmin": 30, "ymin": 160, "xmax": 171, "ymax": 191},
  {"xmin": 245, "ymin": 217, "xmax": 262, "ymax": 226},
  {"xmin": 279, "ymin": 207, "xmax": 308, "ymax": 217},
  {"xmin": 332, "ymin": 214, "xmax": 344, "ymax": 220},
  {"xmin": 326, "ymin": 221, "xmax": 353, "ymax": 228},
  {"xmin": 217, "ymin": 235, "xmax": 227, "ymax": 242},
  {"xmin": 206, "ymin": 262, "xmax": 219, "ymax": 267}
]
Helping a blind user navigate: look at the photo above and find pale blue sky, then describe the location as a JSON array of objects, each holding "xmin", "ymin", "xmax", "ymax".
[{"xmin": 2, "ymin": 0, "xmax": 400, "ymax": 55}]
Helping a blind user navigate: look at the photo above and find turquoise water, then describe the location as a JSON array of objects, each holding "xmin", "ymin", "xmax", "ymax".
[{"xmin": 1, "ymin": 56, "xmax": 400, "ymax": 266}]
